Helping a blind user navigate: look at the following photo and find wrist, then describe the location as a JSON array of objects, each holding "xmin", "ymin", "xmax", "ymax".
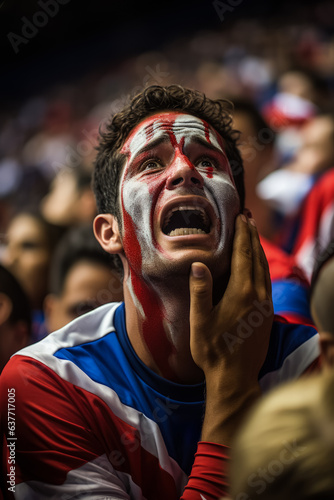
[
  {"xmin": 205, "ymin": 365, "xmax": 261, "ymax": 400},
  {"xmin": 202, "ymin": 383, "xmax": 261, "ymax": 445}
]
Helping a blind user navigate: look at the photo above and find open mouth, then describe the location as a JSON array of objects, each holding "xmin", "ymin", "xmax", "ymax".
[{"xmin": 162, "ymin": 205, "xmax": 211, "ymax": 237}]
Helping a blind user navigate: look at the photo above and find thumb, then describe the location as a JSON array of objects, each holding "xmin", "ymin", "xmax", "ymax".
[{"xmin": 189, "ymin": 263, "xmax": 213, "ymax": 328}]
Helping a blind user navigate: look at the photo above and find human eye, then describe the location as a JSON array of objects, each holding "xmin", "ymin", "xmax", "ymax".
[
  {"xmin": 21, "ymin": 240, "xmax": 40, "ymax": 250},
  {"xmin": 140, "ymin": 157, "xmax": 163, "ymax": 172},
  {"xmin": 68, "ymin": 301, "xmax": 96, "ymax": 317},
  {"xmin": 195, "ymin": 157, "xmax": 217, "ymax": 169}
]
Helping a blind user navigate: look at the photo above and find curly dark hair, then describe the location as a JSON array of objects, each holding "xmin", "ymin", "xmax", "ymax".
[{"xmin": 93, "ymin": 85, "xmax": 244, "ymax": 220}]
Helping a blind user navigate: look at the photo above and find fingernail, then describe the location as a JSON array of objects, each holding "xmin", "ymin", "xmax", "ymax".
[
  {"xmin": 240, "ymin": 214, "xmax": 247, "ymax": 223},
  {"xmin": 249, "ymin": 218, "xmax": 256, "ymax": 227},
  {"xmin": 191, "ymin": 263, "xmax": 205, "ymax": 278}
]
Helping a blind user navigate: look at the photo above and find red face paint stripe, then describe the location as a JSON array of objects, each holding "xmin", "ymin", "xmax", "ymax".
[
  {"xmin": 206, "ymin": 166, "xmax": 214, "ymax": 179},
  {"xmin": 130, "ymin": 273, "xmax": 178, "ymax": 381},
  {"xmin": 121, "ymin": 200, "xmax": 143, "ymax": 275},
  {"xmin": 121, "ymin": 175, "xmax": 177, "ymax": 380},
  {"xmin": 204, "ymin": 122, "xmax": 211, "ymax": 144}
]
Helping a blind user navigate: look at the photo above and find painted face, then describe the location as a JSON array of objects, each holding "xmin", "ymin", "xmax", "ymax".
[{"xmin": 120, "ymin": 112, "xmax": 240, "ymax": 279}]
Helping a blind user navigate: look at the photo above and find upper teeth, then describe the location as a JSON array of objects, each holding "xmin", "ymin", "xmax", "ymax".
[{"xmin": 169, "ymin": 228, "xmax": 207, "ymax": 236}]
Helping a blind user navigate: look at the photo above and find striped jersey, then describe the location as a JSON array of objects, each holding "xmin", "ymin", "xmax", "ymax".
[{"xmin": 0, "ymin": 302, "xmax": 320, "ymax": 499}]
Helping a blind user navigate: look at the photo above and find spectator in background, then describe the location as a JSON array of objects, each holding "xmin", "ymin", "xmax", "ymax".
[
  {"xmin": 283, "ymin": 114, "xmax": 334, "ymax": 177},
  {"xmin": 232, "ymin": 99, "xmax": 277, "ymax": 241},
  {"xmin": 310, "ymin": 239, "xmax": 334, "ymax": 369},
  {"xmin": 261, "ymin": 68, "xmax": 324, "ymax": 165},
  {"xmin": 292, "ymin": 168, "xmax": 334, "ymax": 281},
  {"xmin": 0, "ymin": 264, "xmax": 31, "ymax": 373},
  {"xmin": 21, "ymin": 98, "xmax": 74, "ymax": 182},
  {"xmin": 40, "ymin": 166, "xmax": 97, "ymax": 227},
  {"xmin": 1, "ymin": 211, "xmax": 65, "ymax": 341},
  {"xmin": 257, "ymin": 114, "xmax": 334, "ymax": 252},
  {"xmin": 44, "ymin": 225, "xmax": 123, "ymax": 332},
  {"xmin": 232, "ymin": 100, "xmax": 313, "ymax": 326}
]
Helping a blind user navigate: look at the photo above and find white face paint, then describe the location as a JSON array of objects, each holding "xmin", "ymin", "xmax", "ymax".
[{"xmin": 119, "ymin": 112, "xmax": 240, "ymax": 280}]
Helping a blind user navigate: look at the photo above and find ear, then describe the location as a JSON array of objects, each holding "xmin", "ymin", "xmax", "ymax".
[
  {"xmin": 0, "ymin": 293, "xmax": 13, "ymax": 326},
  {"xmin": 319, "ymin": 331, "xmax": 334, "ymax": 370},
  {"xmin": 93, "ymin": 214, "xmax": 123, "ymax": 254}
]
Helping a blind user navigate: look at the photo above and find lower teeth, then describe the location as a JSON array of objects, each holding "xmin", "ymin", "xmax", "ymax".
[{"xmin": 168, "ymin": 228, "xmax": 206, "ymax": 236}]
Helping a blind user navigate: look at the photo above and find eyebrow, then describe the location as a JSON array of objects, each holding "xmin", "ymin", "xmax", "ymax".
[
  {"xmin": 132, "ymin": 135, "xmax": 170, "ymax": 161},
  {"xmin": 190, "ymin": 136, "xmax": 225, "ymax": 155},
  {"xmin": 130, "ymin": 130, "xmax": 226, "ymax": 162}
]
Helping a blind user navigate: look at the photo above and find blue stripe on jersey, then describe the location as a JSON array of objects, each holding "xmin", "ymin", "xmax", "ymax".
[
  {"xmin": 54, "ymin": 303, "xmax": 204, "ymax": 475},
  {"xmin": 272, "ymin": 280, "xmax": 312, "ymax": 320}
]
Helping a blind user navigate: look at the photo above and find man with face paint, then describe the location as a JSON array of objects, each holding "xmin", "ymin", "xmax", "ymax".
[
  {"xmin": 99, "ymin": 111, "xmax": 242, "ymax": 383},
  {"xmin": 0, "ymin": 86, "xmax": 320, "ymax": 500}
]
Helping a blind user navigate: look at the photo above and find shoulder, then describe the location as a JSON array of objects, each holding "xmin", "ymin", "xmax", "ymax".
[
  {"xmin": 259, "ymin": 319, "xmax": 320, "ymax": 392},
  {"xmin": 13, "ymin": 302, "xmax": 121, "ymax": 362},
  {"xmin": 0, "ymin": 302, "xmax": 123, "ymax": 408}
]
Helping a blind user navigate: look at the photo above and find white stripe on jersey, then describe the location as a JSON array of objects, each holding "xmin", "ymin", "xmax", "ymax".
[{"xmin": 259, "ymin": 334, "xmax": 320, "ymax": 392}]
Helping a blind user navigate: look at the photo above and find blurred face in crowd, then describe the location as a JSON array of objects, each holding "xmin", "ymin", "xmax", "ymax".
[
  {"xmin": 2, "ymin": 214, "xmax": 51, "ymax": 309},
  {"xmin": 232, "ymin": 110, "xmax": 274, "ymax": 187},
  {"xmin": 41, "ymin": 170, "xmax": 79, "ymax": 226},
  {"xmin": 291, "ymin": 116, "xmax": 334, "ymax": 175},
  {"xmin": 0, "ymin": 315, "xmax": 30, "ymax": 373},
  {"xmin": 41, "ymin": 169, "xmax": 96, "ymax": 226},
  {"xmin": 44, "ymin": 260, "xmax": 123, "ymax": 332}
]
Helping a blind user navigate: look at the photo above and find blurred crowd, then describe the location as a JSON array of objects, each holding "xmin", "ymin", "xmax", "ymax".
[{"xmin": 1, "ymin": 2, "xmax": 334, "ymax": 344}]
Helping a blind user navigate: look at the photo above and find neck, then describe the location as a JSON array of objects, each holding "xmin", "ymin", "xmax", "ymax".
[{"xmin": 123, "ymin": 267, "xmax": 205, "ymax": 384}]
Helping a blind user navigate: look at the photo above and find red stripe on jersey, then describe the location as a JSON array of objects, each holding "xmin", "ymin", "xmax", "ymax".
[
  {"xmin": 279, "ymin": 311, "xmax": 314, "ymax": 327},
  {"xmin": 261, "ymin": 236, "xmax": 308, "ymax": 285},
  {"xmin": 293, "ymin": 168, "xmax": 334, "ymax": 256},
  {"xmin": 0, "ymin": 356, "xmax": 179, "ymax": 498}
]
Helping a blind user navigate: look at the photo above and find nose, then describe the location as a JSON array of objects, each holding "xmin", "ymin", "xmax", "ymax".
[{"xmin": 166, "ymin": 154, "xmax": 204, "ymax": 190}]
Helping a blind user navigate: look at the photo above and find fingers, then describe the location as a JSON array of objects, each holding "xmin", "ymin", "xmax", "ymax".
[
  {"xmin": 229, "ymin": 214, "xmax": 253, "ymax": 290},
  {"xmin": 229, "ymin": 213, "xmax": 272, "ymax": 306},
  {"xmin": 189, "ymin": 262, "xmax": 213, "ymax": 329},
  {"xmin": 248, "ymin": 219, "xmax": 272, "ymax": 298}
]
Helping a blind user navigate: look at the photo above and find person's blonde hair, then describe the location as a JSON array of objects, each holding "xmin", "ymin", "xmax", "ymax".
[{"xmin": 230, "ymin": 372, "xmax": 334, "ymax": 500}]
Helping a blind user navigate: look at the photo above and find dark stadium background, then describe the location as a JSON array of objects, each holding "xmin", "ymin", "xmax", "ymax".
[{"xmin": 0, "ymin": 0, "xmax": 327, "ymax": 105}]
